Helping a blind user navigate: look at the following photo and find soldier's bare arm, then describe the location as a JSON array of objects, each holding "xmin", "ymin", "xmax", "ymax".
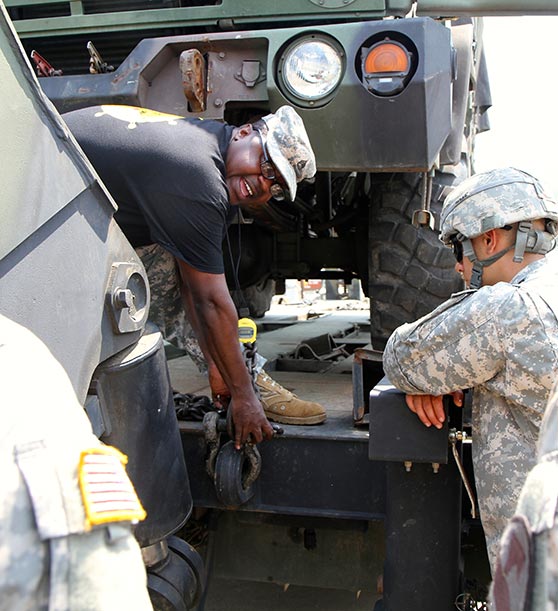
[{"xmin": 177, "ymin": 258, "xmax": 274, "ymax": 447}]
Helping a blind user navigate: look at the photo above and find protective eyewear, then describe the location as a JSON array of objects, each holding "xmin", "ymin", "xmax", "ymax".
[
  {"xmin": 254, "ymin": 128, "xmax": 287, "ymax": 201},
  {"xmin": 449, "ymin": 236, "xmax": 463, "ymax": 263}
]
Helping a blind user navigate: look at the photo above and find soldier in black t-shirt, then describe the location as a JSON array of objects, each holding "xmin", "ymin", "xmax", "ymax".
[{"xmin": 64, "ymin": 104, "xmax": 325, "ymax": 448}]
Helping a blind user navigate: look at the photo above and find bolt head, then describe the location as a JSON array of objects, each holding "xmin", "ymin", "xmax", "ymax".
[{"xmin": 115, "ymin": 288, "xmax": 134, "ymax": 309}]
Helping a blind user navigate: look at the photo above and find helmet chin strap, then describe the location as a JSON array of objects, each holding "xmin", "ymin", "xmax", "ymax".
[
  {"xmin": 461, "ymin": 239, "xmax": 514, "ymax": 289},
  {"xmin": 460, "ymin": 220, "xmax": 556, "ymax": 289}
]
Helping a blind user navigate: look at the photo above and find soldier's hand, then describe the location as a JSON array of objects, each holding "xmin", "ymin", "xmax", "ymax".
[
  {"xmin": 231, "ymin": 399, "xmax": 274, "ymax": 450},
  {"xmin": 405, "ymin": 391, "xmax": 463, "ymax": 429},
  {"xmin": 208, "ymin": 364, "xmax": 231, "ymax": 409}
]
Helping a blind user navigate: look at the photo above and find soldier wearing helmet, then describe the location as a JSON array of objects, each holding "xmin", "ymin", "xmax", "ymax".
[
  {"xmin": 440, "ymin": 167, "xmax": 558, "ymax": 289},
  {"xmin": 383, "ymin": 167, "xmax": 558, "ymax": 574}
]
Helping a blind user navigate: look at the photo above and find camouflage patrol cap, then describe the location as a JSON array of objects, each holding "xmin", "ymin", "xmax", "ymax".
[
  {"xmin": 440, "ymin": 167, "xmax": 558, "ymax": 243},
  {"xmin": 262, "ymin": 106, "xmax": 316, "ymax": 201}
]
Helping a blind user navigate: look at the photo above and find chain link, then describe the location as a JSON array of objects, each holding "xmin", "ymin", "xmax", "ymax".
[{"xmin": 243, "ymin": 341, "xmax": 260, "ymax": 399}]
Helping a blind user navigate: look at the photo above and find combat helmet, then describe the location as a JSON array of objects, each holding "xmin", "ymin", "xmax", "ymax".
[{"xmin": 440, "ymin": 167, "xmax": 558, "ymax": 288}]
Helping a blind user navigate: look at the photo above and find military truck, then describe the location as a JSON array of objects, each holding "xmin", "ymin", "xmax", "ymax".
[
  {"xmin": 3, "ymin": 2, "xmax": 557, "ymax": 610},
  {"xmin": 5, "ymin": 0, "xmax": 495, "ymax": 348},
  {"xmin": 6, "ymin": 0, "xmax": 554, "ymax": 346}
]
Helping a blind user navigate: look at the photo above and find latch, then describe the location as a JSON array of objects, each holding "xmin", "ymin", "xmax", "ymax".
[
  {"xmin": 87, "ymin": 41, "xmax": 114, "ymax": 74},
  {"xmin": 106, "ymin": 262, "xmax": 149, "ymax": 334},
  {"xmin": 30, "ymin": 50, "xmax": 63, "ymax": 77},
  {"xmin": 412, "ymin": 169, "xmax": 436, "ymax": 230},
  {"xmin": 449, "ymin": 428, "xmax": 477, "ymax": 518}
]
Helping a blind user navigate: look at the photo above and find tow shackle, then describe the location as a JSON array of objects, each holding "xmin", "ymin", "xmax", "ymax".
[{"xmin": 202, "ymin": 410, "xmax": 262, "ymax": 508}]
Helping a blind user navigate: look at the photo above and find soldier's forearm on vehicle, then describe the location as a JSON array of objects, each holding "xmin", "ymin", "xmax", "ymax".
[{"xmin": 383, "ymin": 289, "xmax": 509, "ymax": 396}]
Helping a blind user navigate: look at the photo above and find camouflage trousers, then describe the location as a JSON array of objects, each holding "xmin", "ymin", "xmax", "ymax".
[
  {"xmin": 136, "ymin": 244, "xmax": 266, "ymax": 374},
  {"xmin": 136, "ymin": 244, "xmax": 207, "ymax": 373}
]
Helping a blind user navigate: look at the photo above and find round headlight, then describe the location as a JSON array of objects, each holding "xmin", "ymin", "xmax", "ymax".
[{"xmin": 280, "ymin": 37, "xmax": 344, "ymax": 105}]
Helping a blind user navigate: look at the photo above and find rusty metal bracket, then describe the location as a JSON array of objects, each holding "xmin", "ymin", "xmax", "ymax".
[
  {"xmin": 203, "ymin": 411, "xmax": 221, "ymax": 480},
  {"xmin": 180, "ymin": 49, "xmax": 206, "ymax": 113}
]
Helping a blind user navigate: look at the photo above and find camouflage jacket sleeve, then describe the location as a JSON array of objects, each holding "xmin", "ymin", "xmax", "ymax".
[{"xmin": 383, "ymin": 285, "xmax": 518, "ymax": 395}]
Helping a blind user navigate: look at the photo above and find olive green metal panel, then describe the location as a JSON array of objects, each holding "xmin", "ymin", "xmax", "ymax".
[
  {"xmin": 0, "ymin": 13, "xmax": 86, "ymax": 259},
  {"xmin": 417, "ymin": 1, "xmax": 558, "ymax": 15},
  {"xmin": 7, "ymin": 0, "xmax": 558, "ymax": 40},
  {"xmin": 0, "ymin": 1, "xmax": 145, "ymax": 401},
  {"xmin": 7, "ymin": 0, "xmax": 408, "ymax": 38},
  {"xmin": 37, "ymin": 18, "xmax": 455, "ymax": 171}
]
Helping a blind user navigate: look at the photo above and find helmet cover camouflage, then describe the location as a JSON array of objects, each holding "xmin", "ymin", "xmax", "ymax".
[
  {"xmin": 440, "ymin": 167, "xmax": 558, "ymax": 244},
  {"xmin": 262, "ymin": 106, "xmax": 316, "ymax": 201}
]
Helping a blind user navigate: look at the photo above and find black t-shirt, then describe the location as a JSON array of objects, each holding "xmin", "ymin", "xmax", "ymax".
[{"xmin": 63, "ymin": 105, "xmax": 235, "ymax": 274}]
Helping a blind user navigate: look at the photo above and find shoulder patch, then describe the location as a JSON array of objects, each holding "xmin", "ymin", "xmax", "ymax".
[{"xmin": 78, "ymin": 446, "xmax": 146, "ymax": 529}]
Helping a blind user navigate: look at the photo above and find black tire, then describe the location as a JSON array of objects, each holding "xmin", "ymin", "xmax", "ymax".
[
  {"xmin": 232, "ymin": 277, "xmax": 275, "ymax": 319},
  {"xmin": 368, "ymin": 170, "xmax": 465, "ymax": 349},
  {"xmin": 167, "ymin": 536, "xmax": 205, "ymax": 608},
  {"xmin": 224, "ymin": 223, "xmax": 275, "ymax": 319}
]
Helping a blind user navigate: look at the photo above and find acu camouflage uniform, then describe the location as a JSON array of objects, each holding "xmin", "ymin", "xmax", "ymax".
[
  {"xmin": 0, "ymin": 315, "xmax": 152, "ymax": 611},
  {"xmin": 491, "ymin": 378, "xmax": 558, "ymax": 611},
  {"xmin": 383, "ymin": 168, "xmax": 558, "ymax": 571},
  {"xmin": 136, "ymin": 243, "xmax": 207, "ymax": 372},
  {"xmin": 136, "ymin": 243, "xmax": 269, "ymax": 375}
]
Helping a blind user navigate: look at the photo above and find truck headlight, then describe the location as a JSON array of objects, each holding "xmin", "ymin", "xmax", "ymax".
[{"xmin": 278, "ymin": 36, "xmax": 344, "ymax": 107}]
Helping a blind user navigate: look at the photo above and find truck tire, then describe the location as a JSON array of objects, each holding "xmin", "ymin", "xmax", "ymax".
[
  {"xmin": 368, "ymin": 170, "xmax": 465, "ymax": 349},
  {"xmin": 243, "ymin": 277, "xmax": 276, "ymax": 318},
  {"xmin": 224, "ymin": 224, "xmax": 276, "ymax": 319},
  {"xmin": 232, "ymin": 278, "xmax": 275, "ymax": 319}
]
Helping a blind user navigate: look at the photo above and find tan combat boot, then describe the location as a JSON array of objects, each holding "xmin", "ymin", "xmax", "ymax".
[{"xmin": 256, "ymin": 370, "xmax": 326, "ymax": 425}]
